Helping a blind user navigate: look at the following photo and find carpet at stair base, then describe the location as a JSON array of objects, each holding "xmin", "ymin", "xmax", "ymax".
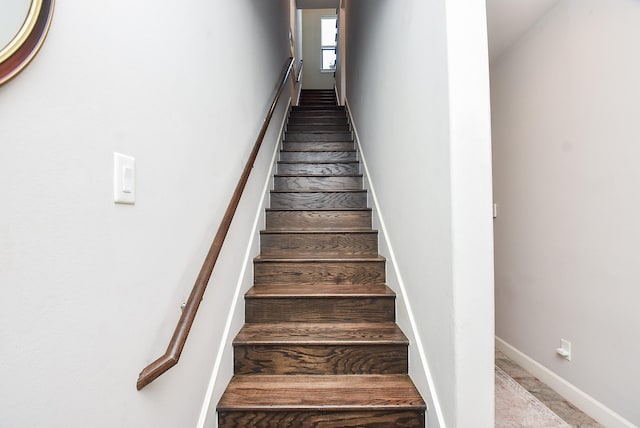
[{"xmin": 495, "ymin": 366, "xmax": 570, "ymax": 428}]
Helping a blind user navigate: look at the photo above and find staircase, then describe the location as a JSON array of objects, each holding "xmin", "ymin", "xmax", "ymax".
[{"xmin": 217, "ymin": 89, "xmax": 426, "ymax": 427}]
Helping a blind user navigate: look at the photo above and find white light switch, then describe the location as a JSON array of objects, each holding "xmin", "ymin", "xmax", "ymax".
[
  {"xmin": 114, "ymin": 152, "xmax": 135, "ymax": 204},
  {"xmin": 556, "ymin": 339, "xmax": 571, "ymax": 361}
]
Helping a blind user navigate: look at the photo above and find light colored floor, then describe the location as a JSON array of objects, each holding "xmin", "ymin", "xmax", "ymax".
[{"xmin": 495, "ymin": 349, "xmax": 604, "ymax": 428}]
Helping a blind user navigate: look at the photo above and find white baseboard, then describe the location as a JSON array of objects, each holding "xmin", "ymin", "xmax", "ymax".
[
  {"xmin": 196, "ymin": 99, "xmax": 292, "ymax": 428},
  {"xmin": 345, "ymin": 99, "xmax": 445, "ymax": 428},
  {"xmin": 496, "ymin": 337, "xmax": 637, "ymax": 428}
]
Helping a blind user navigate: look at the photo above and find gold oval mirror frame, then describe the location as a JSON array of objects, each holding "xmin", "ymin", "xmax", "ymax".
[{"xmin": 0, "ymin": 0, "xmax": 55, "ymax": 86}]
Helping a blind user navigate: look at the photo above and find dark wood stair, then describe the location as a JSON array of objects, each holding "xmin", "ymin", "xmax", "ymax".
[
  {"xmin": 298, "ymin": 89, "xmax": 340, "ymax": 107},
  {"xmin": 232, "ymin": 322, "xmax": 408, "ymax": 375},
  {"xmin": 217, "ymin": 89, "xmax": 425, "ymax": 427},
  {"xmin": 218, "ymin": 375, "xmax": 425, "ymax": 427}
]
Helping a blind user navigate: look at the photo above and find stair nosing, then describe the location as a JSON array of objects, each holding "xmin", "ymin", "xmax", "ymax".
[
  {"xmin": 246, "ymin": 283, "xmax": 395, "ymax": 297},
  {"xmin": 217, "ymin": 374, "xmax": 426, "ymax": 412},
  {"xmin": 270, "ymin": 190, "xmax": 366, "ymax": 193},
  {"xmin": 277, "ymin": 160, "xmax": 359, "ymax": 164},
  {"xmin": 280, "ymin": 149, "xmax": 356, "ymax": 152},
  {"xmin": 260, "ymin": 230, "xmax": 377, "ymax": 235},
  {"xmin": 274, "ymin": 173, "xmax": 362, "ymax": 177},
  {"xmin": 265, "ymin": 207, "xmax": 372, "ymax": 212},
  {"xmin": 254, "ymin": 256, "xmax": 385, "ymax": 262},
  {"xmin": 233, "ymin": 322, "xmax": 408, "ymax": 346}
]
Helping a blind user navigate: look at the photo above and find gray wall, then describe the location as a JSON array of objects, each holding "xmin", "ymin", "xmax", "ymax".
[{"xmin": 492, "ymin": 0, "xmax": 640, "ymax": 425}]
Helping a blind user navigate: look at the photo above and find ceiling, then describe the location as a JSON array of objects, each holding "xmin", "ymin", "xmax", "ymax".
[
  {"xmin": 486, "ymin": 0, "xmax": 561, "ymax": 62},
  {"xmin": 295, "ymin": 0, "xmax": 560, "ymax": 62}
]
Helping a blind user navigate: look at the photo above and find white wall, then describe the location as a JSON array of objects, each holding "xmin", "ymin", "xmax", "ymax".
[
  {"xmin": 0, "ymin": 1, "xmax": 291, "ymax": 427},
  {"xmin": 491, "ymin": 0, "xmax": 640, "ymax": 425},
  {"xmin": 345, "ymin": 1, "xmax": 494, "ymax": 427},
  {"xmin": 334, "ymin": 3, "xmax": 346, "ymax": 104},
  {"xmin": 296, "ymin": 9, "xmax": 303, "ymax": 67},
  {"xmin": 301, "ymin": 8, "xmax": 335, "ymax": 89}
]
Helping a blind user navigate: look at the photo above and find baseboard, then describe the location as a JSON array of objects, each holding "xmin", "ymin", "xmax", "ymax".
[
  {"xmin": 196, "ymin": 98, "xmax": 292, "ymax": 428},
  {"xmin": 345, "ymin": 99, "xmax": 445, "ymax": 428},
  {"xmin": 496, "ymin": 337, "xmax": 637, "ymax": 428}
]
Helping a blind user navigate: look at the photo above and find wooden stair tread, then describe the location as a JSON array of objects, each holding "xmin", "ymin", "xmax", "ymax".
[
  {"xmin": 274, "ymin": 173, "xmax": 362, "ymax": 177},
  {"xmin": 217, "ymin": 375, "xmax": 425, "ymax": 411},
  {"xmin": 282, "ymin": 142, "xmax": 355, "ymax": 151},
  {"xmin": 285, "ymin": 137, "xmax": 354, "ymax": 141},
  {"xmin": 286, "ymin": 129, "xmax": 350, "ymax": 133},
  {"xmin": 246, "ymin": 283, "xmax": 394, "ymax": 297},
  {"xmin": 277, "ymin": 160, "xmax": 359, "ymax": 164},
  {"xmin": 254, "ymin": 255, "xmax": 385, "ymax": 262},
  {"xmin": 234, "ymin": 322, "xmax": 408, "ymax": 345},
  {"xmin": 271, "ymin": 189, "xmax": 366, "ymax": 193},
  {"xmin": 292, "ymin": 106, "xmax": 345, "ymax": 110},
  {"xmin": 287, "ymin": 120, "xmax": 350, "ymax": 124},
  {"xmin": 265, "ymin": 209, "xmax": 373, "ymax": 231},
  {"xmin": 281, "ymin": 148, "xmax": 356, "ymax": 152},
  {"xmin": 260, "ymin": 230, "xmax": 375, "ymax": 234},
  {"xmin": 266, "ymin": 208, "xmax": 372, "ymax": 212}
]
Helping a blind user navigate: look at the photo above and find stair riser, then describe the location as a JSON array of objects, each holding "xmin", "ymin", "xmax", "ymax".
[
  {"xmin": 287, "ymin": 125, "xmax": 351, "ymax": 133},
  {"xmin": 300, "ymin": 94, "xmax": 336, "ymax": 98},
  {"xmin": 299, "ymin": 102, "xmax": 338, "ymax": 107},
  {"xmin": 261, "ymin": 232, "xmax": 377, "ymax": 257},
  {"xmin": 277, "ymin": 163, "xmax": 359, "ymax": 175},
  {"xmin": 274, "ymin": 176, "xmax": 363, "ymax": 191},
  {"xmin": 265, "ymin": 210, "xmax": 372, "ymax": 231},
  {"xmin": 280, "ymin": 151, "xmax": 357, "ymax": 162},
  {"xmin": 289, "ymin": 112, "xmax": 347, "ymax": 119},
  {"xmin": 285, "ymin": 133, "xmax": 353, "ymax": 142},
  {"xmin": 245, "ymin": 297, "xmax": 395, "ymax": 323},
  {"xmin": 254, "ymin": 260, "xmax": 385, "ymax": 285},
  {"xmin": 299, "ymin": 98, "xmax": 337, "ymax": 102},
  {"xmin": 292, "ymin": 105, "xmax": 344, "ymax": 110},
  {"xmin": 288, "ymin": 117, "xmax": 349, "ymax": 125},
  {"xmin": 218, "ymin": 410, "xmax": 425, "ymax": 427},
  {"xmin": 234, "ymin": 345, "xmax": 408, "ymax": 375},
  {"xmin": 282, "ymin": 142, "xmax": 355, "ymax": 151},
  {"xmin": 270, "ymin": 192, "xmax": 367, "ymax": 209},
  {"xmin": 291, "ymin": 106, "xmax": 344, "ymax": 110}
]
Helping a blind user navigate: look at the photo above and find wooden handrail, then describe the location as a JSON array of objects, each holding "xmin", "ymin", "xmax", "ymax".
[{"xmin": 137, "ymin": 57, "xmax": 295, "ymax": 390}]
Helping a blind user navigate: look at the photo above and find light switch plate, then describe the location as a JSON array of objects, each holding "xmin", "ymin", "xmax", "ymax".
[
  {"xmin": 557, "ymin": 338, "xmax": 572, "ymax": 361},
  {"xmin": 114, "ymin": 152, "xmax": 135, "ymax": 204}
]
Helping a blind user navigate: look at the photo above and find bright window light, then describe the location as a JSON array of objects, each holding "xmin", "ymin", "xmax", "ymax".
[{"xmin": 321, "ymin": 16, "xmax": 337, "ymax": 71}]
